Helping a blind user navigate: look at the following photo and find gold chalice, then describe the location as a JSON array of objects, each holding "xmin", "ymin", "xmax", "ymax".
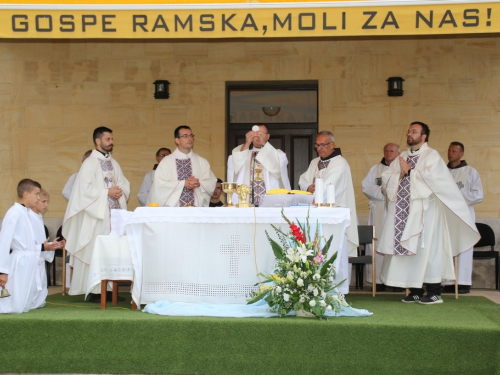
[
  {"xmin": 255, "ymin": 162, "xmax": 263, "ymax": 181},
  {"xmin": 222, "ymin": 182, "xmax": 238, "ymax": 207}
]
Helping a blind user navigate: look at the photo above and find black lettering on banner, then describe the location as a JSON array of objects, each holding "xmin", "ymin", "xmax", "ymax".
[
  {"xmin": 241, "ymin": 14, "xmax": 258, "ymax": 31},
  {"xmin": 222, "ymin": 14, "xmax": 237, "ymax": 31},
  {"xmin": 273, "ymin": 13, "xmax": 291, "ymax": 31},
  {"xmin": 133, "ymin": 15, "xmax": 148, "ymax": 32},
  {"xmin": 463, "ymin": 9, "xmax": 479, "ymax": 27},
  {"xmin": 362, "ymin": 11, "xmax": 377, "ymax": 29},
  {"xmin": 323, "ymin": 12, "xmax": 336, "ymax": 30},
  {"xmin": 439, "ymin": 10, "xmax": 457, "ymax": 28},
  {"xmin": 381, "ymin": 11, "xmax": 399, "ymax": 29},
  {"xmin": 200, "ymin": 14, "xmax": 215, "ymax": 31},
  {"xmin": 35, "ymin": 15, "xmax": 52, "ymax": 32},
  {"xmin": 298, "ymin": 13, "xmax": 315, "ymax": 30},
  {"xmin": 82, "ymin": 15, "xmax": 97, "ymax": 32},
  {"xmin": 152, "ymin": 15, "xmax": 169, "ymax": 32},
  {"xmin": 102, "ymin": 15, "xmax": 116, "ymax": 32},
  {"xmin": 60, "ymin": 15, "xmax": 75, "ymax": 32},
  {"xmin": 12, "ymin": 15, "xmax": 28, "ymax": 32},
  {"xmin": 175, "ymin": 15, "xmax": 192, "ymax": 32},
  {"xmin": 416, "ymin": 11, "xmax": 433, "ymax": 28}
]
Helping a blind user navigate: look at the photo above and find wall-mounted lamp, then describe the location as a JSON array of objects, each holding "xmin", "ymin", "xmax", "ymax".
[
  {"xmin": 387, "ymin": 77, "xmax": 404, "ymax": 96},
  {"xmin": 262, "ymin": 106, "xmax": 281, "ymax": 116},
  {"xmin": 153, "ymin": 80, "xmax": 170, "ymax": 99}
]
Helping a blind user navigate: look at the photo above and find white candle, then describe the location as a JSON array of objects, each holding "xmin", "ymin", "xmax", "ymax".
[
  {"xmin": 327, "ymin": 184, "xmax": 335, "ymax": 205},
  {"xmin": 315, "ymin": 178, "xmax": 324, "ymax": 205}
]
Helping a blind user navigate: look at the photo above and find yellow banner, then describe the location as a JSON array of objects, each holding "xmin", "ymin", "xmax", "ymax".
[{"xmin": 0, "ymin": 3, "xmax": 497, "ymax": 39}]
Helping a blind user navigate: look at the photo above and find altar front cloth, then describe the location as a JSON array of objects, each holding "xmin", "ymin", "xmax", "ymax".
[{"xmin": 124, "ymin": 207, "xmax": 352, "ymax": 307}]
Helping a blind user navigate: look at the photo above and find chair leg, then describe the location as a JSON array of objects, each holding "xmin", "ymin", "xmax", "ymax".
[
  {"xmin": 52, "ymin": 260, "xmax": 56, "ymax": 286},
  {"xmin": 496, "ymin": 255, "xmax": 499, "ymax": 291},
  {"xmin": 454, "ymin": 256, "xmax": 458, "ymax": 300},
  {"xmin": 62, "ymin": 247, "xmax": 67, "ymax": 295}
]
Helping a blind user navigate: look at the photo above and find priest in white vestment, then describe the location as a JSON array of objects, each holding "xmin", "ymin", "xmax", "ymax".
[
  {"xmin": 0, "ymin": 179, "xmax": 41, "ymax": 314},
  {"xmin": 62, "ymin": 150, "xmax": 92, "ymax": 202},
  {"xmin": 29, "ymin": 189, "xmax": 64, "ymax": 309},
  {"xmin": 378, "ymin": 122, "xmax": 480, "ymax": 304},
  {"xmin": 137, "ymin": 147, "xmax": 171, "ymax": 206},
  {"xmin": 227, "ymin": 124, "xmax": 291, "ymax": 206},
  {"xmin": 298, "ymin": 131, "xmax": 359, "ymax": 294},
  {"xmin": 148, "ymin": 126, "xmax": 216, "ymax": 207},
  {"xmin": 63, "ymin": 127, "xmax": 130, "ymax": 298},
  {"xmin": 361, "ymin": 143, "xmax": 400, "ymax": 290},
  {"xmin": 442, "ymin": 142, "xmax": 483, "ymax": 293}
]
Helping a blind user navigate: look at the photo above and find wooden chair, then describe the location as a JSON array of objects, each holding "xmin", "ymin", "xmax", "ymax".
[{"xmin": 348, "ymin": 225, "xmax": 376, "ymax": 297}]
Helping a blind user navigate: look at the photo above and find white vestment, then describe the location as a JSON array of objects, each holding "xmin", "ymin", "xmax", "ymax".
[
  {"xmin": 29, "ymin": 210, "xmax": 55, "ymax": 309},
  {"xmin": 0, "ymin": 203, "xmax": 39, "ymax": 314},
  {"xmin": 148, "ymin": 148, "xmax": 216, "ymax": 207},
  {"xmin": 299, "ymin": 154, "xmax": 359, "ymax": 294},
  {"xmin": 442, "ymin": 162, "xmax": 483, "ymax": 286},
  {"xmin": 361, "ymin": 161, "xmax": 389, "ymax": 285},
  {"xmin": 62, "ymin": 172, "xmax": 78, "ymax": 202},
  {"xmin": 63, "ymin": 150, "xmax": 130, "ymax": 296},
  {"xmin": 137, "ymin": 167, "xmax": 156, "ymax": 206},
  {"xmin": 378, "ymin": 143, "xmax": 480, "ymax": 288},
  {"xmin": 227, "ymin": 142, "xmax": 291, "ymax": 204}
]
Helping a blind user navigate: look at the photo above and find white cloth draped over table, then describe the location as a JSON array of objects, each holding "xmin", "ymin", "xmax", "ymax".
[{"xmin": 117, "ymin": 207, "xmax": 352, "ymax": 307}]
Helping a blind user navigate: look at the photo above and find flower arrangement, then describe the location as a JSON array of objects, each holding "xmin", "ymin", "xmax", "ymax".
[{"xmin": 248, "ymin": 209, "xmax": 349, "ymax": 318}]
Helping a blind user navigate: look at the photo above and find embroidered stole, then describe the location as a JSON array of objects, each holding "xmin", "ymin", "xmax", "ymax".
[
  {"xmin": 393, "ymin": 154, "xmax": 419, "ymax": 255},
  {"xmin": 176, "ymin": 158, "xmax": 195, "ymax": 207},
  {"xmin": 250, "ymin": 151, "xmax": 266, "ymax": 206},
  {"xmin": 99, "ymin": 159, "xmax": 121, "ymax": 211}
]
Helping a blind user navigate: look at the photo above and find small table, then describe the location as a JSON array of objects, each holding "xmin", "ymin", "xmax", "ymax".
[{"xmin": 87, "ymin": 235, "xmax": 136, "ymax": 310}]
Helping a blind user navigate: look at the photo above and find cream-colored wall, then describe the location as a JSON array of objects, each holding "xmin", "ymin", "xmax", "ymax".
[{"xmin": 0, "ymin": 37, "xmax": 499, "ymax": 221}]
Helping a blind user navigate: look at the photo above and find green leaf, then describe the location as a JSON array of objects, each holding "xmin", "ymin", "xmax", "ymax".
[
  {"xmin": 247, "ymin": 291, "xmax": 269, "ymax": 304},
  {"xmin": 321, "ymin": 235, "xmax": 333, "ymax": 257},
  {"xmin": 266, "ymin": 230, "xmax": 284, "ymax": 260},
  {"xmin": 320, "ymin": 251, "xmax": 337, "ymax": 276}
]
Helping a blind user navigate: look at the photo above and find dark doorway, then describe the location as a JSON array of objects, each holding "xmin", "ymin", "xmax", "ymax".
[{"xmin": 226, "ymin": 81, "xmax": 318, "ymax": 189}]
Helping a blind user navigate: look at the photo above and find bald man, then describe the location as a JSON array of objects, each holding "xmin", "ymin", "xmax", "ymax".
[{"xmin": 361, "ymin": 143, "xmax": 400, "ymax": 291}]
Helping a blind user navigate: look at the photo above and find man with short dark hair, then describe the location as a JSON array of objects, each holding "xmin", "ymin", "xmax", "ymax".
[
  {"xmin": 148, "ymin": 126, "xmax": 216, "ymax": 207},
  {"xmin": 442, "ymin": 141, "xmax": 483, "ymax": 294},
  {"xmin": 210, "ymin": 178, "xmax": 224, "ymax": 207},
  {"xmin": 227, "ymin": 124, "xmax": 290, "ymax": 207},
  {"xmin": 63, "ymin": 127, "xmax": 130, "ymax": 299},
  {"xmin": 378, "ymin": 122, "xmax": 479, "ymax": 304},
  {"xmin": 137, "ymin": 147, "xmax": 171, "ymax": 206}
]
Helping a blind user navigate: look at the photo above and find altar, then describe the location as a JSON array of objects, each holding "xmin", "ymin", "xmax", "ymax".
[{"xmin": 89, "ymin": 206, "xmax": 352, "ymax": 307}]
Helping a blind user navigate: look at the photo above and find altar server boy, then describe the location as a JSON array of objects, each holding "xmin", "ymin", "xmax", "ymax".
[
  {"xmin": 29, "ymin": 189, "xmax": 64, "ymax": 309},
  {"xmin": 0, "ymin": 179, "xmax": 42, "ymax": 314}
]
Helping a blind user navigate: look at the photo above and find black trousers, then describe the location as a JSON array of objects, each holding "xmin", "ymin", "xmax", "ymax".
[{"xmin": 410, "ymin": 282, "xmax": 441, "ymax": 296}]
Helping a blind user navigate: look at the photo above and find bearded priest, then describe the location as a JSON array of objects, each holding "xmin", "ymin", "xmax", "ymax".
[
  {"xmin": 62, "ymin": 127, "xmax": 130, "ymax": 299},
  {"xmin": 378, "ymin": 122, "xmax": 479, "ymax": 305}
]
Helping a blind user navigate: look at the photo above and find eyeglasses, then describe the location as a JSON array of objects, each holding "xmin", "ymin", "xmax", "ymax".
[
  {"xmin": 158, "ymin": 154, "xmax": 169, "ymax": 158},
  {"xmin": 314, "ymin": 142, "xmax": 333, "ymax": 149},
  {"xmin": 177, "ymin": 134, "xmax": 195, "ymax": 139}
]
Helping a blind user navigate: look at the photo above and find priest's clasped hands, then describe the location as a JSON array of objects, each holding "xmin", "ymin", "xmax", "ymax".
[
  {"xmin": 184, "ymin": 176, "xmax": 201, "ymax": 190},
  {"xmin": 108, "ymin": 186, "xmax": 123, "ymax": 200},
  {"xmin": 399, "ymin": 156, "xmax": 411, "ymax": 178}
]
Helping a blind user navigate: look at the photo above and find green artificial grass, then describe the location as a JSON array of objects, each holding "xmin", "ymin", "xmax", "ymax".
[{"xmin": 0, "ymin": 293, "xmax": 499, "ymax": 374}]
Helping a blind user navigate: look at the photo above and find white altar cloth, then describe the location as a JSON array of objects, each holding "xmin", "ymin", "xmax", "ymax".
[
  {"xmin": 124, "ymin": 207, "xmax": 352, "ymax": 307},
  {"xmin": 87, "ymin": 235, "xmax": 134, "ymax": 297}
]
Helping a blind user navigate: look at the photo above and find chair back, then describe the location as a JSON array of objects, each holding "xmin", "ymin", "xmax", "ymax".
[
  {"xmin": 474, "ymin": 223, "xmax": 495, "ymax": 251},
  {"xmin": 357, "ymin": 225, "xmax": 375, "ymax": 255}
]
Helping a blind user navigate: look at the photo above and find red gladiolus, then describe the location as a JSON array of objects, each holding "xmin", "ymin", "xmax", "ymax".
[{"xmin": 290, "ymin": 223, "xmax": 306, "ymax": 244}]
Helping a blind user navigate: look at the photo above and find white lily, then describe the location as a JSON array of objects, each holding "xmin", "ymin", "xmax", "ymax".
[
  {"xmin": 297, "ymin": 278, "xmax": 304, "ymax": 287},
  {"xmin": 298, "ymin": 244, "xmax": 313, "ymax": 262}
]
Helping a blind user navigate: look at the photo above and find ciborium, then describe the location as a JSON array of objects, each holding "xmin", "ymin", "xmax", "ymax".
[
  {"xmin": 222, "ymin": 182, "xmax": 238, "ymax": 207},
  {"xmin": 236, "ymin": 183, "xmax": 254, "ymax": 208},
  {"xmin": 1, "ymin": 287, "xmax": 10, "ymax": 298}
]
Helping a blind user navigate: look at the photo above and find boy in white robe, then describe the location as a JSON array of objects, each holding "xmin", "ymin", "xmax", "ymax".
[
  {"xmin": 299, "ymin": 131, "xmax": 359, "ymax": 295},
  {"xmin": 227, "ymin": 124, "xmax": 291, "ymax": 206},
  {"xmin": 137, "ymin": 148, "xmax": 171, "ymax": 206},
  {"xmin": 29, "ymin": 189, "xmax": 65, "ymax": 309},
  {"xmin": 63, "ymin": 127, "xmax": 130, "ymax": 299},
  {"xmin": 0, "ymin": 179, "xmax": 41, "ymax": 314},
  {"xmin": 148, "ymin": 126, "xmax": 216, "ymax": 207}
]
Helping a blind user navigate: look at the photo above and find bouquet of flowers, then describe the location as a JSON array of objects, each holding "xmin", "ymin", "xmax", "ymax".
[{"xmin": 247, "ymin": 209, "xmax": 349, "ymax": 318}]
